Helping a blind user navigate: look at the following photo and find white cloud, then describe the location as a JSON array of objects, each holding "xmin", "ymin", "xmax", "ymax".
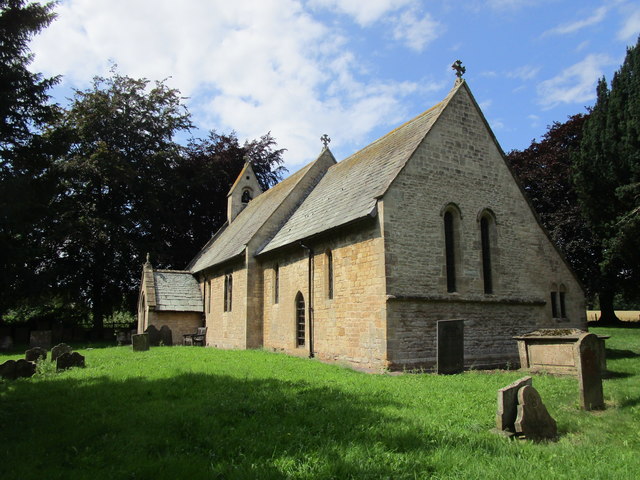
[
  {"xmin": 485, "ymin": 0, "xmax": 545, "ymax": 10},
  {"xmin": 507, "ymin": 65, "xmax": 540, "ymax": 81},
  {"xmin": 308, "ymin": 0, "xmax": 413, "ymax": 26},
  {"xmin": 618, "ymin": 7, "xmax": 640, "ymax": 41},
  {"xmin": 390, "ymin": 8, "xmax": 441, "ymax": 52},
  {"xmin": 29, "ymin": 0, "xmax": 433, "ymax": 170},
  {"xmin": 536, "ymin": 54, "xmax": 617, "ymax": 109},
  {"xmin": 544, "ymin": 6, "xmax": 608, "ymax": 36}
]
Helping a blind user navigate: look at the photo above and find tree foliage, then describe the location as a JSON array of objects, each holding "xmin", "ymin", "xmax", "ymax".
[
  {"xmin": 507, "ymin": 114, "xmax": 603, "ymax": 300},
  {"xmin": 572, "ymin": 36, "xmax": 640, "ymax": 322}
]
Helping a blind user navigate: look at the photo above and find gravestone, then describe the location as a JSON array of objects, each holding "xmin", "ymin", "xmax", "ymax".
[
  {"xmin": 0, "ymin": 359, "xmax": 17, "ymax": 380},
  {"xmin": 51, "ymin": 343, "xmax": 72, "ymax": 362},
  {"xmin": 132, "ymin": 333, "xmax": 150, "ymax": 351},
  {"xmin": 29, "ymin": 330, "xmax": 52, "ymax": 349},
  {"xmin": 160, "ymin": 325, "xmax": 173, "ymax": 346},
  {"xmin": 15, "ymin": 359, "xmax": 37, "ymax": 378},
  {"xmin": 514, "ymin": 385, "xmax": 557, "ymax": 441},
  {"xmin": 25, "ymin": 347, "xmax": 47, "ymax": 362},
  {"xmin": 575, "ymin": 332, "xmax": 604, "ymax": 410},
  {"xmin": 115, "ymin": 330, "xmax": 130, "ymax": 346},
  {"xmin": 496, "ymin": 376, "xmax": 532, "ymax": 432},
  {"xmin": 0, "ymin": 336, "xmax": 14, "ymax": 351},
  {"xmin": 56, "ymin": 352, "xmax": 85, "ymax": 371},
  {"xmin": 144, "ymin": 325, "xmax": 161, "ymax": 346},
  {"xmin": 437, "ymin": 320, "xmax": 464, "ymax": 374}
]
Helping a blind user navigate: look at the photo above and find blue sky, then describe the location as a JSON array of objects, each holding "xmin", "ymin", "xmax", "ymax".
[{"xmin": 30, "ymin": 0, "xmax": 640, "ymax": 173}]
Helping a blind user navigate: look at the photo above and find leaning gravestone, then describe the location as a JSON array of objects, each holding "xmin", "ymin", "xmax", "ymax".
[
  {"xmin": 437, "ymin": 319, "xmax": 464, "ymax": 374},
  {"xmin": 51, "ymin": 343, "xmax": 72, "ymax": 362},
  {"xmin": 29, "ymin": 330, "xmax": 52, "ymax": 349},
  {"xmin": 159, "ymin": 325, "xmax": 173, "ymax": 346},
  {"xmin": 496, "ymin": 376, "xmax": 533, "ymax": 432},
  {"xmin": 144, "ymin": 325, "xmax": 161, "ymax": 346},
  {"xmin": 56, "ymin": 352, "xmax": 85, "ymax": 371},
  {"xmin": 575, "ymin": 332, "xmax": 604, "ymax": 410},
  {"xmin": 0, "ymin": 359, "xmax": 17, "ymax": 380},
  {"xmin": 15, "ymin": 359, "xmax": 37, "ymax": 378},
  {"xmin": 514, "ymin": 385, "xmax": 557, "ymax": 441},
  {"xmin": 132, "ymin": 333, "xmax": 150, "ymax": 351},
  {"xmin": 25, "ymin": 347, "xmax": 47, "ymax": 362}
]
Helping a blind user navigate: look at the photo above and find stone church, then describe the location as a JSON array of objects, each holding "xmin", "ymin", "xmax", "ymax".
[{"xmin": 137, "ymin": 78, "xmax": 587, "ymax": 371}]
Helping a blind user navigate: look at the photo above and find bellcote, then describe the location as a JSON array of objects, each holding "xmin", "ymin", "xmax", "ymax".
[{"xmin": 227, "ymin": 161, "xmax": 263, "ymax": 223}]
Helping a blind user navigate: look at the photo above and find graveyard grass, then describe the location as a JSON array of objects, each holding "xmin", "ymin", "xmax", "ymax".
[{"xmin": 1, "ymin": 326, "xmax": 638, "ymax": 479}]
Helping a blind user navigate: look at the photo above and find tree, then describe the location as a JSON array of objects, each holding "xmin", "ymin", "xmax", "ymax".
[
  {"xmin": 573, "ymin": 36, "xmax": 640, "ymax": 323},
  {"xmin": 0, "ymin": 0, "xmax": 60, "ymax": 315},
  {"xmin": 507, "ymin": 115, "xmax": 604, "ymax": 304},
  {"xmin": 47, "ymin": 72, "xmax": 192, "ymax": 329},
  {"xmin": 163, "ymin": 131, "xmax": 286, "ymax": 268}
]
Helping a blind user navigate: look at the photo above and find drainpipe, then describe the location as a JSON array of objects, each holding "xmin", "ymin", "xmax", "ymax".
[{"xmin": 299, "ymin": 242, "xmax": 314, "ymax": 358}]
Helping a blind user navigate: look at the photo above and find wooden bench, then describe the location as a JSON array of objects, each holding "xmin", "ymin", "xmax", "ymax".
[{"xmin": 183, "ymin": 327, "xmax": 207, "ymax": 346}]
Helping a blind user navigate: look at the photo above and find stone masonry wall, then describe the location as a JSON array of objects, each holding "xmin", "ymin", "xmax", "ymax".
[
  {"xmin": 382, "ymin": 83, "xmax": 586, "ymax": 369},
  {"xmin": 262, "ymin": 218, "xmax": 388, "ymax": 369},
  {"xmin": 149, "ymin": 311, "xmax": 203, "ymax": 346}
]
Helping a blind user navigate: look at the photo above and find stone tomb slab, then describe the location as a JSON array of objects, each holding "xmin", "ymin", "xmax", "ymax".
[
  {"xmin": 514, "ymin": 385, "xmax": 557, "ymax": 441},
  {"xmin": 437, "ymin": 320, "xmax": 464, "ymax": 374},
  {"xmin": 575, "ymin": 332, "xmax": 604, "ymax": 410},
  {"xmin": 496, "ymin": 376, "xmax": 532, "ymax": 432}
]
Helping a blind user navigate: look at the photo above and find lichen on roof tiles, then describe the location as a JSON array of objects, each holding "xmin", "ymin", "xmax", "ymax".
[{"xmin": 153, "ymin": 270, "xmax": 203, "ymax": 312}]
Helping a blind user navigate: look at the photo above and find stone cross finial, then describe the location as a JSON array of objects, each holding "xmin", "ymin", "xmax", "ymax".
[
  {"xmin": 320, "ymin": 134, "xmax": 331, "ymax": 148},
  {"xmin": 145, "ymin": 252, "xmax": 150, "ymax": 264},
  {"xmin": 452, "ymin": 60, "xmax": 466, "ymax": 78}
]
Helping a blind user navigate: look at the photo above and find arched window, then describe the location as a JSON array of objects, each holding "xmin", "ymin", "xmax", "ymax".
[
  {"xmin": 550, "ymin": 282, "xmax": 558, "ymax": 318},
  {"xmin": 559, "ymin": 284, "xmax": 567, "ymax": 318},
  {"xmin": 241, "ymin": 189, "xmax": 252, "ymax": 204},
  {"xmin": 444, "ymin": 210, "xmax": 458, "ymax": 292},
  {"xmin": 480, "ymin": 215, "xmax": 493, "ymax": 294},
  {"xmin": 274, "ymin": 264, "xmax": 279, "ymax": 304},
  {"xmin": 224, "ymin": 273, "xmax": 233, "ymax": 312},
  {"xmin": 326, "ymin": 250, "xmax": 333, "ymax": 299},
  {"xmin": 295, "ymin": 292, "xmax": 305, "ymax": 347}
]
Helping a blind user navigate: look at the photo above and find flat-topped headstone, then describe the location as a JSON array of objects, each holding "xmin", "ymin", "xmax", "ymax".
[
  {"xmin": 15, "ymin": 359, "xmax": 36, "ymax": 378},
  {"xmin": 437, "ymin": 319, "xmax": 464, "ymax": 374},
  {"xmin": 0, "ymin": 359, "xmax": 17, "ymax": 380},
  {"xmin": 56, "ymin": 352, "xmax": 85, "ymax": 371},
  {"xmin": 159, "ymin": 325, "xmax": 173, "ymax": 346},
  {"xmin": 25, "ymin": 347, "xmax": 47, "ymax": 362},
  {"xmin": 496, "ymin": 376, "xmax": 532, "ymax": 432},
  {"xmin": 132, "ymin": 333, "xmax": 150, "ymax": 351},
  {"xmin": 575, "ymin": 332, "xmax": 604, "ymax": 410},
  {"xmin": 514, "ymin": 385, "xmax": 557, "ymax": 441},
  {"xmin": 51, "ymin": 343, "xmax": 72, "ymax": 362},
  {"xmin": 29, "ymin": 330, "xmax": 52, "ymax": 349},
  {"xmin": 144, "ymin": 325, "xmax": 161, "ymax": 346}
]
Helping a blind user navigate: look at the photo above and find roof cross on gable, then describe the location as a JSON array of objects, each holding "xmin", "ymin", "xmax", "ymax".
[
  {"xmin": 321, "ymin": 134, "xmax": 331, "ymax": 148},
  {"xmin": 452, "ymin": 59, "xmax": 466, "ymax": 78}
]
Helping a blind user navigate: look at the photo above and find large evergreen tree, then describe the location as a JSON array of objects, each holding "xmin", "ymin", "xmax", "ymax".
[
  {"xmin": 0, "ymin": 0, "xmax": 60, "ymax": 314},
  {"xmin": 573, "ymin": 36, "xmax": 640, "ymax": 323}
]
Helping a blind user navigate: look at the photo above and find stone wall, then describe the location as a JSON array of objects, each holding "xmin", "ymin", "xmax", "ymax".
[
  {"xmin": 261, "ymin": 218, "xmax": 388, "ymax": 369},
  {"xmin": 148, "ymin": 311, "xmax": 203, "ymax": 345},
  {"xmin": 381, "ymin": 83, "xmax": 586, "ymax": 369}
]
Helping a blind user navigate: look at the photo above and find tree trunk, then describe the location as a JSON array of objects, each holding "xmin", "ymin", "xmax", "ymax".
[{"xmin": 598, "ymin": 289, "xmax": 620, "ymax": 324}]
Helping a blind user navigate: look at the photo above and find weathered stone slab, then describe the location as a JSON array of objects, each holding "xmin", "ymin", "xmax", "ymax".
[
  {"xmin": 0, "ymin": 335, "xmax": 13, "ymax": 351},
  {"xmin": 51, "ymin": 343, "xmax": 72, "ymax": 362},
  {"xmin": 144, "ymin": 325, "xmax": 161, "ymax": 346},
  {"xmin": 515, "ymin": 385, "xmax": 557, "ymax": 441},
  {"xmin": 56, "ymin": 352, "xmax": 85, "ymax": 371},
  {"xmin": 160, "ymin": 325, "xmax": 173, "ymax": 346},
  {"xmin": 575, "ymin": 332, "xmax": 604, "ymax": 410},
  {"xmin": 29, "ymin": 330, "xmax": 52, "ymax": 349},
  {"xmin": 25, "ymin": 347, "xmax": 47, "ymax": 362},
  {"xmin": 132, "ymin": 333, "xmax": 150, "ymax": 351},
  {"xmin": 0, "ymin": 359, "xmax": 17, "ymax": 380},
  {"xmin": 437, "ymin": 319, "xmax": 464, "ymax": 374},
  {"xmin": 15, "ymin": 359, "xmax": 36, "ymax": 378},
  {"xmin": 496, "ymin": 376, "xmax": 532, "ymax": 432}
]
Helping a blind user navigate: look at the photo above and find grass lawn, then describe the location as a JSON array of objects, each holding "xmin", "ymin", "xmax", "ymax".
[{"xmin": 1, "ymin": 326, "xmax": 639, "ymax": 479}]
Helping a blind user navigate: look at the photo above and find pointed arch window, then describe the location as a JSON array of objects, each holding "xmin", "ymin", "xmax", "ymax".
[
  {"xmin": 241, "ymin": 189, "xmax": 252, "ymax": 204},
  {"xmin": 224, "ymin": 273, "xmax": 233, "ymax": 312},
  {"xmin": 295, "ymin": 292, "xmax": 305, "ymax": 347},
  {"xmin": 480, "ymin": 215, "xmax": 493, "ymax": 294},
  {"xmin": 444, "ymin": 210, "xmax": 458, "ymax": 293},
  {"xmin": 326, "ymin": 250, "xmax": 334, "ymax": 300},
  {"xmin": 274, "ymin": 264, "xmax": 279, "ymax": 304}
]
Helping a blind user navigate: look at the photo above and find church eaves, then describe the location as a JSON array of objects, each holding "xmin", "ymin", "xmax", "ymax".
[{"xmin": 258, "ymin": 80, "xmax": 464, "ymax": 255}]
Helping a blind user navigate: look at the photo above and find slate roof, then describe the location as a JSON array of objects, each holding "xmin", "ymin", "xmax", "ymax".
[
  {"xmin": 153, "ymin": 270, "xmax": 203, "ymax": 312},
  {"xmin": 259, "ymin": 82, "xmax": 461, "ymax": 254},
  {"xmin": 188, "ymin": 158, "xmax": 318, "ymax": 273}
]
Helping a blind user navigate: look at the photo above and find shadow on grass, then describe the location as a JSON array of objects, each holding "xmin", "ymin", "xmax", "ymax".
[
  {"xmin": 0, "ymin": 372, "xmax": 439, "ymax": 479},
  {"xmin": 606, "ymin": 348, "xmax": 640, "ymax": 360}
]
